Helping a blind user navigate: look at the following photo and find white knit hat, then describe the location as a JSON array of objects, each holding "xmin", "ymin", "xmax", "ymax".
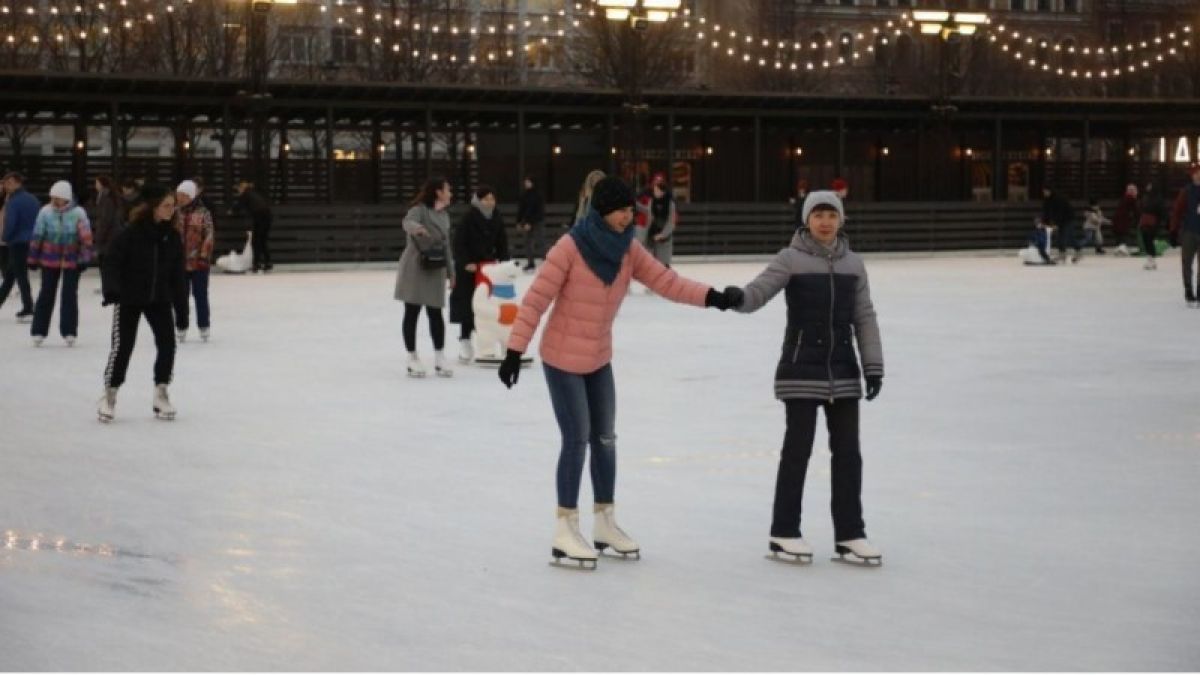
[
  {"xmin": 800, "ymin": 190, "xmax": 845, "ymax": 226},
  {"xmin": 49, "ymin": 180, "xmax": 73, "ymax": 201},
  {"xmin": 176, "ymin": 180, "xmax": 198, "ymax": 199}
]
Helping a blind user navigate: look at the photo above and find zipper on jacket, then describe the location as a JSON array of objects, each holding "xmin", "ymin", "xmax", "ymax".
[
  {"xmin": 791, "ymin": 330, "xmax": 803, "ymax": 363},
  {"xmin": 826, "ymin": 253, "xmax": 835, "ymax": 403}
]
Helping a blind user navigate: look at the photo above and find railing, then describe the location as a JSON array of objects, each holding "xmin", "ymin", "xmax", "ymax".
[{"xmin": 212, "ymin": 200, "xmax": 1071, "ymax": 265}]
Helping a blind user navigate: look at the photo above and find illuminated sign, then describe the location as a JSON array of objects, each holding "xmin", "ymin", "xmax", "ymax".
[{"xmin": 1158, "ymin": 137, "xmax": 1200, "ymax": 163}]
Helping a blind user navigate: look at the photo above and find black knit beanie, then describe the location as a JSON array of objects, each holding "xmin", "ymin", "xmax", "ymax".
[{"xmin": 590, "ymin": 176, "xmax": 635, "ymax": 216}]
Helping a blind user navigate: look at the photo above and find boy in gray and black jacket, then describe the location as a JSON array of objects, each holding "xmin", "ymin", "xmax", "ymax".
[{"xmin": 724, "ymin": 190, "xmax": 885, "ymax": 566}]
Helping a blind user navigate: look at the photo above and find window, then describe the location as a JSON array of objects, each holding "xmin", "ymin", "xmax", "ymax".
[
  {"xmin": 1035, "ymin": 0, "xmax": 1050, "ymax": 11},
  {"xmin": 1063, "ymin": 0, "xmax": 1078, "ymax": 11},
  {"xmin": 1142, "ymin": 22, "xmax": 1159, "ymax": 40},
  {"xmin": 1106, "ymin": 21, "xmax": 1122, "ymax": 43},
  {"xmin": 278, "ymin": 28, "xmax": 310, "ymax": 64},
  {"xmin": 840, "ymin": 0, "xmax": 855, "ymax": 5},
  {"xmin": 810, "ymin": 31, "xmax": 827, "ymax": 62},
  {"xmin": 1007, "ymin": 0, "xmax": 1025, "ymax": 10},
  {"xmin": 330, "ymin": 27, "xmax": 358, "ymax": 64},
  {"xmin": 1060, "ymin": 38, "xmax": 1076, "ymax": 69}
]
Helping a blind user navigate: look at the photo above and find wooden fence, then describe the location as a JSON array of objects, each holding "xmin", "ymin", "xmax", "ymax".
[{"xmin": 209, "ymin": 200, "xmax": 1061, "ymax": 265}]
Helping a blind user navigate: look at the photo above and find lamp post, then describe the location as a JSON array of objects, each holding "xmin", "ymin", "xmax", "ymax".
[
  {"xmin": 596, "ymin": 0, "xmax": 682, "ymax": 189},
  {"xmin": 912, "ymin": 9, "xmax": 989, "ymax": 114},
  {"xmin": 244, "ymin": 0, "xmax": 295, "ymax": 195}
]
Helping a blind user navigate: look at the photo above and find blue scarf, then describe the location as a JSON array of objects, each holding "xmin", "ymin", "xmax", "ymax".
[{"xmin": 569, "ymin": 208, "xmax": 636, "ymax": 286}]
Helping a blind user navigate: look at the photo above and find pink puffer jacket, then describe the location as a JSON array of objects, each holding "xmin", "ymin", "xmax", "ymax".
[{"xmin": 508, "ymin": 235, "xmax": 710, "ymax": 374}]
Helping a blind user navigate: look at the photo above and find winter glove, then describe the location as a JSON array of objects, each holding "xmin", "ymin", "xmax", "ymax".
[
  {"xmin": 705, "ymin": 287, "xmax": 733, "ymax": 311},
  {"xmin": 865, "ymin": 375, "xmax": 883, "ymax": 401},
  {"xmin": 498, "ymin": 349, "xmax": 524, "ymax": 389},
  {"xmin": 102, "ymin": 293, "xmax": 119, "ymax": 307},
  {"xmin": 722, "ymin": 285, "xmax": 745, "ymax": 309}
]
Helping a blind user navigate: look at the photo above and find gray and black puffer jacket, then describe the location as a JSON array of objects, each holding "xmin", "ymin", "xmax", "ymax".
[{"xmin": 736, "ymin": 230, "xmax": 883, "ymax": 401}]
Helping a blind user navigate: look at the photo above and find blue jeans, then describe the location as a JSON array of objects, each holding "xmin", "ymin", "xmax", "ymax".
[
  {"xmin": 31, "ymin": 267, "xmax": 80, "ymax": 337},
  {"xmin": 179, "ymin": 269, "xmax": 210, "ymax": 330},
  {"xmin": 543, "ymin": 362, "xmax": 617, "ymax": 509}
]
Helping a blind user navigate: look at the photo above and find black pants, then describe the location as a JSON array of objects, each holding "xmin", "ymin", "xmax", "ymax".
[
  {"xmin": 1056, "ymin": 220, "xmax": 1080, "ymax": 255},
  {"xmin": 31, "ymin": 267, "xmax": 80, "ymax": 338},
  {"xmin": 252, "ymin": 214, "xmax": 272, "ymax": 270},
  {"xmin": 103, "ymin": 302, "xmax": 176, "ymax": 389},
  {"xmin": 1180, "ymin": 230, "xmax": 1199, "ymax": 300},
  {"xmin": 1140, "ymin": 229, "xmax": 1158, "ymax": 259},
  {"xmin": 459, "ymin": 315, "xmax": 474, "ymax": 341},
  {"xmin": 402, "ymin": 303, "xmax": 445, "ymax": 352},
  {"xmin": 771, "ymin": 398, "xmax": 866, "ymax": 542},
  {"xmin": 521, "ymin": 223, "xmax": 546, "ymax": 266},
  {"xmin": 0, "ymin": 241, "xmax": 33, "ymax": 311}
]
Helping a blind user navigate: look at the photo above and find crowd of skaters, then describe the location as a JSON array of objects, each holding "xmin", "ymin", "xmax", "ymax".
[{"xmin": 0, "ymin": 170, "xmax": 275, "ymax": 420}]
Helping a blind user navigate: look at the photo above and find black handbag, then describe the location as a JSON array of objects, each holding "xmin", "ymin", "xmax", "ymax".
[{"xmin": 412, "ymin": 235, "xmax": 447, "ymax": 270}]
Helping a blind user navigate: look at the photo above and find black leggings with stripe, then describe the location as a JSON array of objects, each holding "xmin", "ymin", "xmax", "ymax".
[
  {"xmin": 402, "ymin": 303, "xmax": 445, "ymax": 352},
  {"xmin": 104, "ymin": 302, "xmax": 176, "ymax": 388}
]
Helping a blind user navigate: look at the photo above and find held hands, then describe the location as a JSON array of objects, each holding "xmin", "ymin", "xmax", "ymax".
[
  {"xmin": 704, "ymin": 286, "xmax": 745, "ymax": 311},
  {"xmin": 865, "ymin": 375, "xmax": 883, "ymax": 401},
  {"xmin": 498, "ymin": 349, "xmax": 524, "ymax": 389},
  {"xmin": 102, "ymin": 293, "xmax": 119, "ymax": 307}
]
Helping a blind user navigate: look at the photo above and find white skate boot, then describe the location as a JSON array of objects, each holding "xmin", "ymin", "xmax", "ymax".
[
  {"xmin": 434, "ymin": 351, "xmax": 453, "ymax": 378},
  {"xmin": 176, "ymin": 329, "xmax": 187, "ymax": 343},
  {"xmin": 593, "ymin": 503, "xmax": 640, "ymax": 559},
  {"xmin": 153, "ymin": 384, "xmax": 176, "ymax": 420},
  {"xmin": 199, "ymin": 328, "xmax": 210, "ymax": 342},
  {"xmin": 1144, "ymin": 257, "xmax": 1157, "ymax": 270},
  {"xmin": 97, "ymin": 387, "xmax": 117, "ymax": 423},
  {"xmin": 64, "ymin": 335, "xmax": 76, "ymax": 347},
  {"xmin": 406, "ymin": 352, "xmax": 427, "ymax": 378},
  {"xmin": 833, "ymin": 538, "xmax": 883, "ymax": 566},
  {"xmin": 32, "ymin": 335, "xmax": 45, "ymax": 347},
  {"xmin": 457, "ymin": 338, "xmax": 473, "ymax": 365},
  {"xmin": 1116, "ymin": 243, "xmax": 1130, "ymax": 257},
  {"xmin": 551, "ymin": 508, "xmax": 597, "ymax": 570},
  {"xmin": 768, "ymin": 536, "xmax": 814, "ymax": 565}
]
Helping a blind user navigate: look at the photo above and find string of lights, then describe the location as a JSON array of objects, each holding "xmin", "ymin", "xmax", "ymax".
[{"xmin": 982, "ymin": 23, "xmax": 1194, "ymax": 80}]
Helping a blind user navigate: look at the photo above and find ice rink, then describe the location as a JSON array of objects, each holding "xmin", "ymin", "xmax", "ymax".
[{"xmin": 2, "ymin": 252, "xmax": 1198, "ymax": 670}]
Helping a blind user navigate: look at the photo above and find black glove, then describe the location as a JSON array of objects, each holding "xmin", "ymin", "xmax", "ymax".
[
  {"xmin": 102, "ymin": 294, "xmax": 119, "ymax": 307},
  {"xmin": 723, "ymin": 285, "xmax": 745, "ymax": 309},
  {"xmin": 705, "ymin": 287, "xmax": 734, "ymax": 311},
  {"xmin": 1169, "ymin": 231, "xmax": 1180, "ymax": 248},
  {"xmin": 865, "ymin": 375, "xmax": 883, "ymax": 401},
  {"xmin": 498, "ymin": 349, "xmax": 524, "ymax": 389}
]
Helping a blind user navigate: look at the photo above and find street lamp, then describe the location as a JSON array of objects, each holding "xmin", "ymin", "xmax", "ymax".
[
  {"xmin": 912, "ymin": 10, "xmax": 988, "ymax": 41},
  {"xmin": 597, "ymin": 0, "xmax": 682, "ymax": 32},
  {"xmin": 598, "ymin": 0, "xmax": 683, "ymax": 187}
]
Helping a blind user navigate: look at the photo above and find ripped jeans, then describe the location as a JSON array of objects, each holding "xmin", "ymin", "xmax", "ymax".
[{"xmin": 543, "ymin": 362, "xmax": 617, "ymax": 509}]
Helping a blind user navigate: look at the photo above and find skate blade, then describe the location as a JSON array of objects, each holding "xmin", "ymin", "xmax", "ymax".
[
  {"xmin": 594, "ymin": 543, "xmax": 640, "ymax": 560},
  {"xmin": 98, "ymin": 413, "xmax": 113, "ymax": 423},
  {"xmin": 831, "ymin": 554, "xmax": 882, "ymax": 567},
  {"xmin": 154, "ymin": 409, "xmax": 176, "ymax": 421},
  {"xmin": 765, "ymin": 552, "xmax": 813, "ymax": 565},
  {"xmin": 434, "ymin": 369, "xmax": 453, "ymax": 378},
  {"xmin": 407, "ymin": 371, "xmax": 426, "ymax": 379},
  {"xmin": 549, "ymin": 550, "xmax": 597, "ymax": 571}
]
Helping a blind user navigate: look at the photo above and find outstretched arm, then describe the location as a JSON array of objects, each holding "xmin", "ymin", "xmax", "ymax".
[
  {"xmin": 629, "ymin": 241, "xmax": 709, "ymax": 307},
  {"xmin": 735, "ymin": 250, "xmax": 793, "ymax": 313},
  {"xmin": 853, "ymin": 266, "xmax": 884, "ymax": 381}
]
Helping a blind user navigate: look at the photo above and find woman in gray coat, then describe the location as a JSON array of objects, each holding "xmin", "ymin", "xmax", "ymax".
[
  {"xmin": 395, "ymin": 177, "xmax": 456, "ymax": 378},
  {"xmin": 728, "ymin": 190, "xmax": 884, "ymax": 567}
]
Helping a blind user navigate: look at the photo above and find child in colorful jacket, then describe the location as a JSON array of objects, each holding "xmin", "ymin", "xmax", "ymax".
[
  {"xmin": 27, "ymin": 180, "xmax": 93, "ymax": 346},
  {"xmin": 496, "ymin": 176, "xmax": 740, "ymax": 569},
  {"xmin": 172, "ymin": 180, "xmax": 215, "ymax": 342}
]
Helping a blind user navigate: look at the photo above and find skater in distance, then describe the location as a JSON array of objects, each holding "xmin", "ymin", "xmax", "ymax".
[
  {"xmin": 725, "ymin": 190, "xmax": 884, "ymax": 567},
  {"xmin": 496, "ymin": 175, "xmax": 741, "ymax": 570}
]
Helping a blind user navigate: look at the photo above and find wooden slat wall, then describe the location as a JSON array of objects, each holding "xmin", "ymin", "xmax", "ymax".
[{"xmin": 210, "ymin": 200, "xmax": 1090, "ymax": 265}]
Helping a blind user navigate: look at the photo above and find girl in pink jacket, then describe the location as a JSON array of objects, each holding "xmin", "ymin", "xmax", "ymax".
[{"xmin": 498, "ymin": 176, "xmax": 739, "ymax": 569}]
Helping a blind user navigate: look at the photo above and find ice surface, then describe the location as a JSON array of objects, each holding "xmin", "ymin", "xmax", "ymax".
[{"xmin": 2, "ymin": 253, "xmax": 1199, "ymax": 670}]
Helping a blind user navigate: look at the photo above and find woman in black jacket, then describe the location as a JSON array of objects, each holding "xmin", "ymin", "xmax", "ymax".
[
  {"xmin": 98, "ymin": 183, "xmax": 188, "ymax": 422},
  {"xmin": 450, "ymin": 185, "xmax": 510, "ymax": 364}
]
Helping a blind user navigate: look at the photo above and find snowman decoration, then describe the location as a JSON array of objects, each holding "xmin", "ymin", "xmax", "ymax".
[
  {"xmin": 472, "ymin": 260, "xmax": 534, "ymax": 367},
  {"xmin": 216, "ymin": 230, "xmax": 254, "ymax": 273}
]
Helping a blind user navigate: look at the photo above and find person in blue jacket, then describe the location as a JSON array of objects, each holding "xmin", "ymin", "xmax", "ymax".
[{"xmin": 0, "ymin": 171, "xmax": 39, "ymax": 322}]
